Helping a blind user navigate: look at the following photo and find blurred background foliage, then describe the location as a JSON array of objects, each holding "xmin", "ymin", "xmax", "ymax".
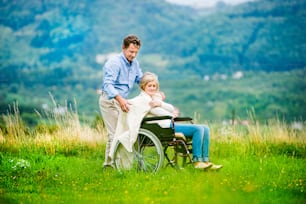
[{"xmin": 0, "ymin": 0, "xmax": 305, "ymax": 126}]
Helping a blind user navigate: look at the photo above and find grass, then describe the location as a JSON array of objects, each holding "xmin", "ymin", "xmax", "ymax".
[{"xmin": 0, "ymin": 106, "xmax": 305, "ymax": 204}]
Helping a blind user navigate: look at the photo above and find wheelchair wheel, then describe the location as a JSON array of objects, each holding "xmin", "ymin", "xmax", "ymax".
[
  {"xmin": 164, "ymin": 140, "xmax": 192, "ymax": 169},
  {"xmin": 113, "ymin": 128, "xmax": 164, "ymax": 173}
]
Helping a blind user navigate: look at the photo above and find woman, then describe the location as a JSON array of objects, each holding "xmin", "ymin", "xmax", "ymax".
[{"xmin": 141, "ymin": 72, "xmax": 222, "ymax": 170}]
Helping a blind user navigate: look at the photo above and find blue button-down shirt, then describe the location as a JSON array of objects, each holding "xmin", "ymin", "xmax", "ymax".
[{"xmin": 102, "ymin": 52, "xmax": 143, "ymax": 99}]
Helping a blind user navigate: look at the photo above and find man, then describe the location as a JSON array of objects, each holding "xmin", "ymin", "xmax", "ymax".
[{"xmin": 99, "ymin": 35, "xmax": 143, "ymax": 168}]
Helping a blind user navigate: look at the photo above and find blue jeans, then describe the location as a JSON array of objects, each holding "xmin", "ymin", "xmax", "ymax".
[{"xmin": 174, "ymin": 123, "xmax": 210, "ymax": 162}]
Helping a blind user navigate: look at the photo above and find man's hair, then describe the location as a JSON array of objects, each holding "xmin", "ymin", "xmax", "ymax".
[{"xmin": 122, "ymin": 35, "xmax": 141, "ymax": 49}]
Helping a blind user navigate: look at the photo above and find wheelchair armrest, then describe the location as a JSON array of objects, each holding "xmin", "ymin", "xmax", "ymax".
[
  {"xmin": 142, "ymin": 115, "xmax": 173, "ymax": 123},
  {"xmin": 173, "ymin": 117, "xmax": 193, "ymax": 122}
]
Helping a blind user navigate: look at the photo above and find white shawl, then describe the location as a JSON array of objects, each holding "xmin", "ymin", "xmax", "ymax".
[
  {"xmin": 109, "ymin": 91, "xmax": 176, "ymax": 169},
  {"xmin": 109, "ymin": 91, "xmax": 152, "ymax": 158}
]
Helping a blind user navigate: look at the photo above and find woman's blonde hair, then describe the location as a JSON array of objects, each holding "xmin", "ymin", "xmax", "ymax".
[{"xmin": 139, "ymin": 72, "xmax": 159, "ymax": 91}]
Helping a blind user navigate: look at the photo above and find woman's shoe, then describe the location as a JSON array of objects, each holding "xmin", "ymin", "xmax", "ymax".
[
  {"xmin": 205, "ymin": 162, "xmax": 223, "ymax": 170},
  {"xmin": 194, "ymin": 162, "xmax": 213, "ymax": 169}
]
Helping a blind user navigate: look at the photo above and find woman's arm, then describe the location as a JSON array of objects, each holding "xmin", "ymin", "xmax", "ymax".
[
  {"xmin": 160, "ymin": 101, "xmax": 175, "ymax": 113},
  {"xmin": 149, "ymin": 101, "xmax": 175, "ymax": 117}
]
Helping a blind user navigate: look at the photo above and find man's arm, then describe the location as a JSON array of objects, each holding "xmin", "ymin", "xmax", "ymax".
[{"xmin": 115, "ymin": 95, "xmax": 131, "ymax": 112}]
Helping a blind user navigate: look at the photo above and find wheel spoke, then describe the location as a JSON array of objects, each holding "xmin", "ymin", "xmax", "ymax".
[{"xmin": 113, "ymin": 128, "xmax": 164, "ymax": 173}]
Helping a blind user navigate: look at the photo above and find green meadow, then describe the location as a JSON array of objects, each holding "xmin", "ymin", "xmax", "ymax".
[{"xmin": 0, "ymin": 108, "xmax": 305, "ymax": 204}]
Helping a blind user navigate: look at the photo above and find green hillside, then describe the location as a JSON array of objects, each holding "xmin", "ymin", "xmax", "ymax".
[
  {"xmin": 161, "ymin": 1, "xmax": 305, "ymax": 76},
  {"xmin": 0, "ymin": 0, "xmax": 305, "ymax": 126}
]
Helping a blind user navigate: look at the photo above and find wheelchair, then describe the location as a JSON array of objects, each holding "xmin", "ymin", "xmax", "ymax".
[{"xmin": 112, "ymin": 116, "xmax": 193, "ymax": 173}]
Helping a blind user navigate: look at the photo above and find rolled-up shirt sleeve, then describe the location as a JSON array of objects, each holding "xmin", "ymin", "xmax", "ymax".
[
  {"xmin": 134, "ymin": 63, "xmax": 143, "ymax": 84},
  {"xmin": 103, "ymin": 60, "xmax": 120, "ymax": 99}
]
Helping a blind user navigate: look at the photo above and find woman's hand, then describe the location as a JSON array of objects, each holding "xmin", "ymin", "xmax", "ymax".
[
  {"xmin": 173, "ymin": 107, "xmax": 180, "ymax": 118},
  {"xmin": 159, "ymin": 91, "xmax": 165, "ymax": 100},
  {"xmin": 149, "ymin": 100, "xmax": 161, "ymax": 108}
]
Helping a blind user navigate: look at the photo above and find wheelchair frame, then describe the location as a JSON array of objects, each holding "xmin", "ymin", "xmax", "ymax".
[{"xmin": 112, "ymin": 116, "xmax": 193, "ymax": 173}]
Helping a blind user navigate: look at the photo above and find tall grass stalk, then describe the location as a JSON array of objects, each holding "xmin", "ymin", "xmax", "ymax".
[
  {"xmin": 210, "ymin": 109, "xmax": 305, "ymax": 161},
  {"xmin": 2, "ymin": 103, "xmax": 27, "ymax": 140},
  {"xmin": 0, "ymin": 97, "xmax": 107, "ymax": 155}
]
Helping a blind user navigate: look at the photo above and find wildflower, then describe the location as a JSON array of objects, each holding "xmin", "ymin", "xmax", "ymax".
[{"xmin": 12, "ymin": 159, "xmax": 30, "ymax": 171}]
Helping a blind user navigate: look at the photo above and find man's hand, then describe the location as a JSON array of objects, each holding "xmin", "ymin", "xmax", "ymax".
[
  {"xmin": 115, "ymin": 95, "xmax": 131, "ymax": 112},
  {"xmin": 120, "ymin": 101, "xmax": 131, "ymax": 112}
]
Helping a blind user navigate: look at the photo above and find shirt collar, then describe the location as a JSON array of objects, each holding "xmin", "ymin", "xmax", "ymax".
[{"xmin": 120, "ymin": 52, "xmax": 133, "ymax": 65}]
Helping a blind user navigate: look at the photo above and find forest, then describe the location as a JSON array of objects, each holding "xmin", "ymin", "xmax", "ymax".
[{"xmin": 0, "ymin": 0, "xmax": 305, "ymax": 126}]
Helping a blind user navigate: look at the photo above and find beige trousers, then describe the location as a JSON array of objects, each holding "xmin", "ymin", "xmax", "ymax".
[{"xmin": 99, "ymin": 92, "xmax": 120, "ymax": 166}]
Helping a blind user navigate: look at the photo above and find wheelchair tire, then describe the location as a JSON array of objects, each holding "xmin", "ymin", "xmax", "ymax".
[{"xmin": 113, "ymin": 128, "xmax": 164, "ymax": 173}]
